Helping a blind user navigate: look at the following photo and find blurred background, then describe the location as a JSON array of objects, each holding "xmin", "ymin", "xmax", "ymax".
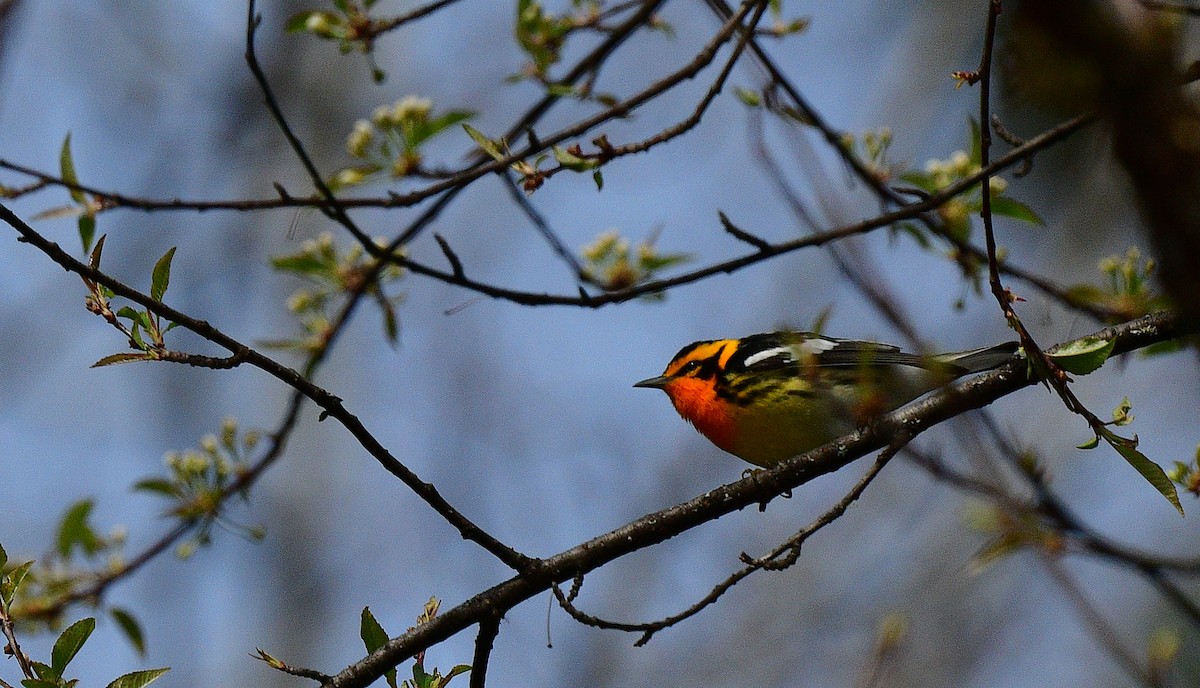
[{"xmin": 1, "ymin": 1, "xmax": 1198, "ymax": 686}]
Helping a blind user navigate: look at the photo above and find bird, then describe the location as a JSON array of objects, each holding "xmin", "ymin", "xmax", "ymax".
[{"xmin": 634, "ymin": 332, "xmax": 1019, "ymax": 467}]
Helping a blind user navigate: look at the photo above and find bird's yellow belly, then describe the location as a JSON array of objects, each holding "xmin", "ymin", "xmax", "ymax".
[{"xmin": 725, "ymin": 396, "xmax": 849, "ymax": 467}]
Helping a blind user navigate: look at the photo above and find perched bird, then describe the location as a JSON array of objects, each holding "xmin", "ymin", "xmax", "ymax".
[{"xmin": 635, "ymin": 332, "xmax": 1018, "ymax": 467}]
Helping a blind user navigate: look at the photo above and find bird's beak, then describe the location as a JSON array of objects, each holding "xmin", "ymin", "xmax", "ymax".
[{"xmin": 633, "ymin": 375, "xmax": 671, "ymax": 389}]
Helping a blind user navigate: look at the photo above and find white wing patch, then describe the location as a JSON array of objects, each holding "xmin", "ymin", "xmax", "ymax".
[
  {"xmin": 742, "ymin": 345, "xmax": 795, "ymax": 368},
  {"xmin": 798, "ymin": 337, "xmax": 839, "ymax": 355}
]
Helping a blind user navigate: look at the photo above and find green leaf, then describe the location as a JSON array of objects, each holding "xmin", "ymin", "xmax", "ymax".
[
  {"xmin": 91, "ymin": 352, "xmax": 154, "ymax": 368},
  {"xmin": 0, "ymin": 541, "xmax": 7, "ymax": 570},
  {"xmin": 360, "ymin": 607, "xmax": 388, "ymax": 654},
  {"xmin": 89, "ymin": 234, "xmax": 107, "ymax": 270},
  {"xmin": 78, "ymin": 214, "xmax": 96, "ymax": 254},
  {"xmin": 593, "ymin": 169, "xmax": 603, "ymax": 191},
  {"xmin": 1047, "ymin": 335, "xmax": 1115, "ymax": 375},
  {"xmin": 371, "ymin": 290, "xmax": 399, "ymax": 345},
  {"xmin": 56, "ymin": 499, "xmax": 101, "ymax": 558},
  {"xmin": 462, "ymin": 124, "xmax": 505, "ymax": 162},
  {"xmin": 989, "ymin": 196, "xmax": 1044, "ymax": 226},
  {"xmin": 442, "ymin": 664, "xmax": 472, "ymax": 685},
  {"xmin": 110, "ymin": 608, "xmax": 147, "ymax": 657},
  {"xmin": 897, "ymin": 170, "xmax": 939, "ymax": 193},
  {"xmin": 129, "ymin": 321, "xmax": 147, "ymax": 351},
  {"xmin": 30, "ymin": 662, "xmax": 57, "ymax": 681},
  {"xmin": 150, "ymin": 247, "xmax": 177, "ymax": 302},
  {"xmin": 21, "ymin": 679, "xmax": 60, "ymax": 688},
  {"xmin": 360, "ymin": 608, "xmax": 398, "ymax": 688},
  {"xmin": 270, "ymin": 254, "xmax": 331, "ymax": 277},
  {"xmin": 2, "ymin": 560, "xmax": 33, "ymax": 606},
  {"xmin": 104, "ymin": 668, "xmax": 169, "ymax": 688},
  {"xmin": 52, "ymin": 617, "xmax": 96, "ymax": 675},
  {"xmin": 116, "ymin": 306, "xmax": 152, "ymax": 333},
  {"xmin": 733, "ymin": 86, "xmax": 762, "ymax": 107},
  {"xmin": 414, "ymin": 110, "xmax": 475, "ymax": 147},
  {"xmin": 551, "ymin": 146, "xmax": 597, "ymax": 171},
  {"xmin": 1077, "ymin": 435, "xmax": 1100, "ymax": 450},
  {"xmin": 1103, "ymin": 430, "xmax": 1183, "ymax": 516},
  {"xmin": 61, "ymin": 133, "xmax": 85, "ymax": 205},
  {"xmin": 545, "ymin": 83, "xmax": 579, "ymax": 97},
  {"xmin": 132, "ymin": 478, "xmax": 182, "ymax": 498}
]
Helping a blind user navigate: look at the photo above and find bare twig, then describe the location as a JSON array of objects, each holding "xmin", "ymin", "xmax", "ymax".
[
  {"xmin": 552, "ymin": 434, "xmax": 906, "ymax": 645},
  {"xmin": 0, "ymin": 201, "xmax": 533, "ymax": 572}
]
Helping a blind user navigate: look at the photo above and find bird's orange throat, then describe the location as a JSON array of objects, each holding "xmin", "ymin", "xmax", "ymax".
[{"xmin": 663, "ymin": 378, "xmax": 737, "ymax": 454}]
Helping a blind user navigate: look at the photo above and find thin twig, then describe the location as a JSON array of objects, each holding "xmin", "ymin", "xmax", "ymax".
[
  {"xmin": 0, "ymin": 201, "xmax": 533, "ymax": 572},
  {"xmin": 1041, "ymin": 555, "xmax": 1159, "ymax": 688},
  {"xmin": 547, "ymin": 436, "xmax": 900, "ymax": 645},
  {"xmin": 0, "ymin": 598, "xmax": 34, "ymax": 679}
]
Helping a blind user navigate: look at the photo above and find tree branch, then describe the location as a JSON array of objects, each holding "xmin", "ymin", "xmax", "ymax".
[{"xmin": 321, "ymin": 311, "xmax": 1194, "ymax": 688}]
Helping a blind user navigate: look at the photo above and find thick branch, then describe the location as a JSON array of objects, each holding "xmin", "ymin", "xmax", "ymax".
[{"xmin": 322, "ymin": 311, "xmax": 1193, "ymax": 688}]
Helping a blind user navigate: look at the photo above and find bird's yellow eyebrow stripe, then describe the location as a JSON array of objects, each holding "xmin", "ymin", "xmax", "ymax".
[
  {"xmin": 716, "ymin": 339, "xmax": 740, "ymax": 369},
  {"xmin": 665, "ymin": 340, "xmax": 734, "ymax": 375}
]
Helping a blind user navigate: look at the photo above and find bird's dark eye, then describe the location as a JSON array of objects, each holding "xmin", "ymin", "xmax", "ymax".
[{"xmin": 679, "ymin": 360, "xmax": 702, "ymax": 375}]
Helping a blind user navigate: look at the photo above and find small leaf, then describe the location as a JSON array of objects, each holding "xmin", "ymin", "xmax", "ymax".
[
  {"xmin": 110, "ymin": 608, "xmax": 147, "ymax": 657},
  {"xmin": 462, "ymin": 124, "xmax": 505, "ymax": 162},
  {"xmin": 421, "ymin": 110, "xmax": 475, "ymax": 142},
  {"xmin": 52, "ymin": 617, "xmax": 96, "ymax": 675},
  {"xmin": 371, "ymin": 290, "xmax": 399, "ymax": 345},
  {"xmin": 989, "ymin": 196, "xmax": 1044, "ymax": 226},
  {"xmin": 56, "ymin": 499, "xmax": 100, "ymax": 558},
  {"xmin": 0, "ymin": 541, "xmax": 7, "ymax": 570},
  {"xmin": 150, "ymin": 247, "xmax": 177, "ymax": 302},
  {"xmin": 593, "ymin": 169, "xmax": 603, "ymax": 191},
  {"xmin": 2, "ymin": 560, "xmax": 33, "ymax": 606},
  {"xmin": 967, "ymin": 533, "xmax": 1021, "ymax": 575},
  {"xmin": 442, "ymin": 664, "xmax": 472, "ymax": 684},
  {"xmin": 20, "ymin": 679, "xmax": 60, "ymax": 688},
  {"xmin": 1077, "ymin": 435, "xmax": 1100, "ymax": 450},
  {"xmin": 104, "ymin": 667, "xmax": 170, "ymax": 688},
  {"xmin": 1103, "ymin": 430, "xmax": 1183, "ymax": 516},
  {"xmin": 360, "ymin": 607, "xmax": 398, "ymax": 688},
  {"xmin": 133, "ymin": 478, "xmax": 182, "ymax": 498},
  {"xmin": 31, "ymin": 204, "xmax": 85, "ymax": 221},
  {"xmin": 733, "ymin": 86, "xmax": 762, "ymax": 107},
  {"xmin": 270, "ymin": 254, "xmax": 331, "ymax": 277},
  {"xmin": 92, "ymin": 353, "xmax": 154, "ymax": 368},
  {"xmin": 78, "ymin": 214, "xmax": 97, "ymax": 254},
  {"xmin": 897, "ymin": 171, "xmax": 939, "ymax": 193},
  {"xmin": 89, "ymin": 234, "xmax": 107, "ymax": 270},
  {"xmin": 551, "ymin": 146, "xmax": 596, "ymax": 171},
  {"xmin": 360, "ymin": 607, "xmax": 389, "ymax": 654},
  {"xmin": 1047, "ymin": 335, "xmax": 1115, "ymax": 375},
  {"xmin": 30, "ymin": 663, "xmax": 57, "ymax": 681},
  {"xmin": 253, "ymin": 648, "xmax": 286, "ymax": 670},
  {"xmin": 116, "ymin": 306, "xmax": 152, "ymax": 333},
  {"xmin": 61, "ymin": 133, "xmax": 85, "ymax": 204}
]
